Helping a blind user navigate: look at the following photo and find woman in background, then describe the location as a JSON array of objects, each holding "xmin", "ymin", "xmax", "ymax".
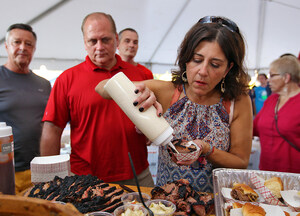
[{"xmin": 254, "ymin": 56, "xmax": 300, "ymax": 173}]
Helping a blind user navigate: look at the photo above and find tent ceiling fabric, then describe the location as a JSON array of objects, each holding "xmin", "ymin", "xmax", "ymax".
[{"xmin": 0, "ymin": 0, "xmax": 299, "ymax": 73}]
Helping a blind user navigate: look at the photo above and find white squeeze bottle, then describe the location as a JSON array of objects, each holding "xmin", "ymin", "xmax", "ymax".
[{"xmin": 104, "ymin": 72, "xmax": 177, "ymax": 151}]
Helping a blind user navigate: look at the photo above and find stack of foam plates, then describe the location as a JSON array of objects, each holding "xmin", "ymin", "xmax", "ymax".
[{"xmin": 30, "ymin": 154, "xmax": 70, "ymax": 183}]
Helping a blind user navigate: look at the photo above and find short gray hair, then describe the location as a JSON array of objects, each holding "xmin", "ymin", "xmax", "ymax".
[
  {"xmin": 270, "ymin": 56, "xmax": 300, "ymax": 84},
  {"xmin": 6, "ymin": 23, "xmax": 37, "ymax": 42}
]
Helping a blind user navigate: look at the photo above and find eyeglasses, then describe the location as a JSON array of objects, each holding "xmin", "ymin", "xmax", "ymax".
[{"xmin": 198, "ymin": 16, "xmax": 239, "ymax": 34}]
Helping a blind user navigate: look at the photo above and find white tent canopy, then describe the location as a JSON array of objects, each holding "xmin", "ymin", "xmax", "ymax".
[{"xmin": 0, "ymin": 0, "xmax": 299, "ymax": 76}]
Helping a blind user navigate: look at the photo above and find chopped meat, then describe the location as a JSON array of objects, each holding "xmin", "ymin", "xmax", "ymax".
[
  {"xmin": 177, "ymin": 200, "xmax": 191, "ymax": 213},
  {"xmin": 199, "ymin": 193, "xmax": 213, "ymax": 204},
  {"xmin": 177, "ymin": 179, "xmax": 190, "ymax": 185},
  {"xmin": 151, "ymin": 179, "xmax": 214, "ymax": 216},
  {"xmin": 100, "ymin": 200, "xmax": 123, "ymax": 213},
  {"xmin": 26, "ymin": 174, "xmax": 125, "ymax": 214},
  {"xmin": 174, "ymin": 212, "xmax": 189, "ymax": 216},
  {"xmin": 164, "ymin": 182, "xmax": 176, "ymax": 194},
  {"xmin": 185, "ymin": 196, "xmax": 197, "ymax": 204},
  {"xmin": 192, "ymin": 204, "xmax": 206, "ymax": 216}
]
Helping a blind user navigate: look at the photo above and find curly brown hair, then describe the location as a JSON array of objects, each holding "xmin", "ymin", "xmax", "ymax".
[{"xmin": 172, "ymin": 20, "xmax": 249, "ymax": 101}]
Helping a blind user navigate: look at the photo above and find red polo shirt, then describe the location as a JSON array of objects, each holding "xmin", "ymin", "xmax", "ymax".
[{"xmin": 43, "ymin": 55, "xmax": 149, "ymax": 182}]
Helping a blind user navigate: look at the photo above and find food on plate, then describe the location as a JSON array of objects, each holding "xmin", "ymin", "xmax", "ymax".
[
  {"xmin": 148, "ymin": 201, "xmax": 175, "ymax": 214},
  {"xmin": 264, "ymin": 177, "xmax": 283, "ymax": 198},
  {"xmin": 225, "ymin": 202, "xmax": 244, "ymax": 216},
  {"xmin": 121, "ymin": 192, "xmax": 150, "ymax": 206},
  {"xmin": 120, "ymin": 208, "xmax": 145, "ymax": 216},
  {"xmin": 151, "ymin": 179, "xmax": 214, "ymax": 215},
  {"xmin": 242, "ymin": 203, "xmax": 266, "ymax": 216},
  {"xmin": 24, "ymin": 175, "xmax": 125, "ymax": 214},
  {"xmin": 114, "ymin": 205, "xmax": 146, "ymax": 216},
  {"xmin": 280, "ymin": 190, "xmax": 300, "ymax": 211},
  {"xmin": 0, "ymin": 195, "xmax": 83, "ymax": 216},
  {"xmin": 232, "ymin": 202, "xmax": 244, "ymax": 209},
  {"xmin": 173, "ymin": 139, "xmax": 198, "ymax": 153},
  {"xmin": 230, "ymin": 183, "xmax": 259, "ymax": 202},
  {"xmin": 283, "ymin": 211, "xmax": 290, "ymax": 216}
]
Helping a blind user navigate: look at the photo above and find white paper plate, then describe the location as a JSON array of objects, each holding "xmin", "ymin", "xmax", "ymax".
[
  {"xmin": 229, "ymin": 208, "xmax": 242, "ymax": 216},
  {"xmin": 259, "ymin": 203, "xmax": 285, "ymax": 216},
  {"xmin": 280, "ymin": 190, "xmax": 300, "ymax": 210}
]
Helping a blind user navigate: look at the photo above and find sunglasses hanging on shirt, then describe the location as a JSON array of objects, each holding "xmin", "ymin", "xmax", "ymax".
[{"xmin": 274, "ymin": 98, "xmax": 300, "ymax": 152}]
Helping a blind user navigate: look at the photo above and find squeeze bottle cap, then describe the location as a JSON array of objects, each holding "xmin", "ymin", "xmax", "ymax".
[
  {"xmin": 152, "ymin": 126, "xmax": 173, "ymax": 146},
  {"xmin": 0, "ymin": 123, "xmax": 12, "ymax": 138}
]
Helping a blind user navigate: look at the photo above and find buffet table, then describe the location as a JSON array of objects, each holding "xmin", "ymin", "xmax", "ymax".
[
  {"xmin": 0, "ymin": 194, "xmax": 83, "ymax": 215},
  {"xmin": 111, "ymin": 184, "xmax": 152, "ymax": 196},
  {"xmin": 0, "ymin": 184, "xmax": 153, "ymax": 216},
  {"xmin": 9, "ymin": 176, "xmax": 214, "ymax": 216}
]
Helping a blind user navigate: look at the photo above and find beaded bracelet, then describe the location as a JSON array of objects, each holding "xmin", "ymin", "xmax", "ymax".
[{"xmin": 201, "ymin": 142, "xmax": 214, "ymax": 157}]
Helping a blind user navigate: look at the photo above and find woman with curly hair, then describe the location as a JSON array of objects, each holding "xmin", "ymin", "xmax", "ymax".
[{"xmin": 97, "ymin": 16, "xmax": 252, "ymax": 192}]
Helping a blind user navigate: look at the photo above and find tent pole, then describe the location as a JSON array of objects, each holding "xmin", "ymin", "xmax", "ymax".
[
  {"xmin": 0, "ymin": 0, "xmax": 70, "ymax": 45},
  {"xmin": 255, "ymin": 0, "xmax": 267, "ymax": 72}
]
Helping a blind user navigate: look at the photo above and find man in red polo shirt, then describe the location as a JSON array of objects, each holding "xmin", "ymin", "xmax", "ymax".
[
  {"xmin": 118, "ymin": 28, "xmax": 153, "ymax": 80},
  {"xmin": 40, "ymin": 12, "xmax": 155, "ymax": 187}
]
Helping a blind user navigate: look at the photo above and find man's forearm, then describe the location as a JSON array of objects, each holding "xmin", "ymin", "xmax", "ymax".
[{"xmin": 40, "ymin": 121, "xmax": 63, "ymax": 156}]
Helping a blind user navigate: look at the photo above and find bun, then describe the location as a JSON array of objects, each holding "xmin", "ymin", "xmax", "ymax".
[
  {"xmin": 232, "ymin": 202, "xmax": 244, "ymax": 209},
  {"xmin": 233, "ymin": 183, "xmax": 257, "ymax": 195},
  {"xmin": 173, "ymin": 140, "xmax": 197, "ymax": 153},
  {"xmin": 225, "ymin": 203, "xmax": 244, "ymax": 216},
  {"xmin": 231, "ymin": 183, "xmax": 258, "ymax": 202},
  {"xmin": 242, "ymin": 203, "xmax": 266, "ymax": 216},
  {"xmin": 264, "ymin": 177, "xmax": 283, "ymax": 198}
]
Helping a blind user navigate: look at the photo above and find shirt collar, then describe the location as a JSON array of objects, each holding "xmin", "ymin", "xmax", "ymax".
[{"xmin": 85, "ymin": 54, "xmax": 129, "ymax": 72}]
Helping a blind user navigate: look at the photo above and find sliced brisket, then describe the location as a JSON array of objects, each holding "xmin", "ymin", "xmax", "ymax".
[{"xmin": 26, "ymin": 174, "xmax": 124, "ymax": 214}]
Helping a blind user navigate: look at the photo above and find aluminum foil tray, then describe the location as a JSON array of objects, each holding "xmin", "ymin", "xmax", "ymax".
[{"xmin": 212, "ymin": 168, "xmax": 300, "ymax": 216}]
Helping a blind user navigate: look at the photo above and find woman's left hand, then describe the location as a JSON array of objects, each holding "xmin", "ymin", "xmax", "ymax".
[{"xmin": 167, "ymin": 139, "xmax": 204, "ymax": 166}]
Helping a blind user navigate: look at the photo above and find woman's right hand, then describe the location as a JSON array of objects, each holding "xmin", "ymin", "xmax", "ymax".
[{"xmin": 133, "ymin": 82, "xmax": 163, "ymax": 116}]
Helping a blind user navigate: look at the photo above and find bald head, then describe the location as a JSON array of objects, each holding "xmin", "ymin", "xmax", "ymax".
[
  {"xmin": 82, "ymin": 12, "xmax": 118, "ymax": 70},
  {"xmin": 81, "ymin": 12, "xmax": 116, "ymax": 35}
]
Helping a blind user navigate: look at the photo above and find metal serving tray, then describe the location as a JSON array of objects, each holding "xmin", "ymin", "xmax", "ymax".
[{"xmin": 212, "ymin": 168, "xmax": 300, "ymax": 216}]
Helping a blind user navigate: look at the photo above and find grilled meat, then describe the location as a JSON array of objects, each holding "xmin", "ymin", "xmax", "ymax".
[
  {"xmin": 26, "ymin": 174, "xmax": 125, "ymax": 214},
  {"xmin": 151, "ymin": 179, "xmax": 214, "ymax": 216}
]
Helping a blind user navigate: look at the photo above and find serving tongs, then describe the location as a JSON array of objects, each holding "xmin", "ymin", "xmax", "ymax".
[{"xmin": 128, "ymin": 152, "xmax": 154, "ymax": 216}]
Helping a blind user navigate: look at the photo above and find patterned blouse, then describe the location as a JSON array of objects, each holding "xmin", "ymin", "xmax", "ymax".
[{"xmin": 156, "ymin": 86, "xmax": 231, "ymax": 192}]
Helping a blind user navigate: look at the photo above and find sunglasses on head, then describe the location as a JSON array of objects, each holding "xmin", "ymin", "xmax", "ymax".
[{"xmin": 198, "ymin": 16, "xmax": 239, "ymax": 34}]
